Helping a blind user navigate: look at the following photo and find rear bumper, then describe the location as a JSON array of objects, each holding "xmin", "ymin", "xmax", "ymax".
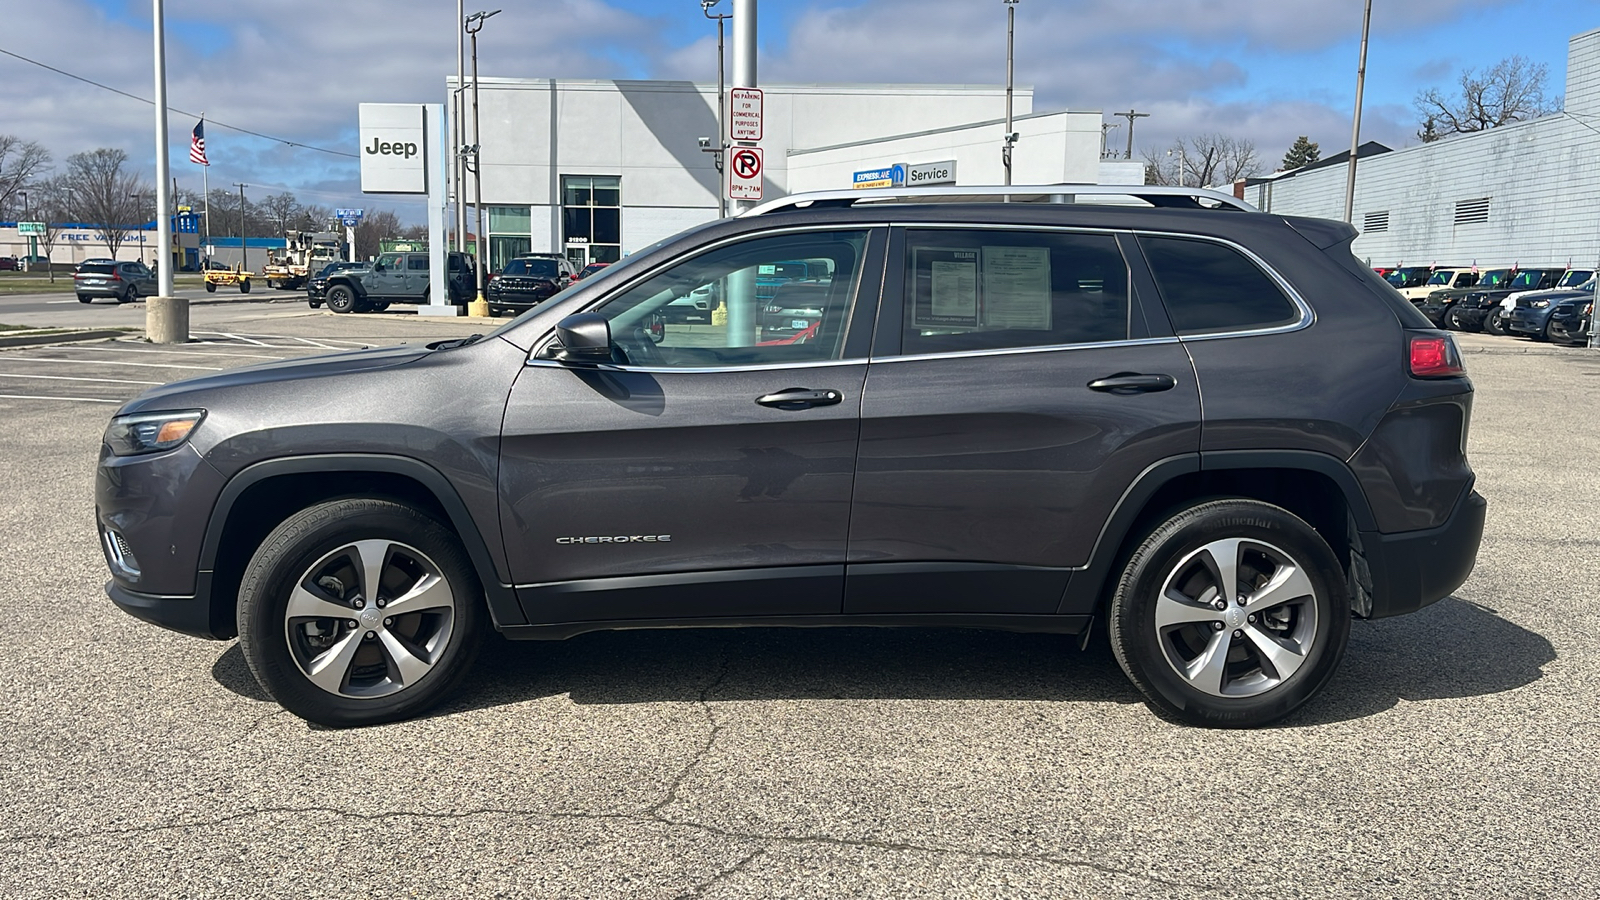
[{"xmin": 1360, "ymin": 490, "xmax": 1487, "ymax": 618}]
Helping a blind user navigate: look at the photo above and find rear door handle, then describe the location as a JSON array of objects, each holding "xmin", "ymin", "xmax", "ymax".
[
  {"xmin": 756, "ymin": 388, "xmax": 843, "ymax": 410},
  {"xmin": 1087, "ymin": 372, "xmax": 1177, "ymax": 394}
]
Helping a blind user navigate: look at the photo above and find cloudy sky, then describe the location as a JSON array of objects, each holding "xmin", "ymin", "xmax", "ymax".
[{"xmin": 1, "ymin": 0, "xmax": 1593, "ymax": 222}]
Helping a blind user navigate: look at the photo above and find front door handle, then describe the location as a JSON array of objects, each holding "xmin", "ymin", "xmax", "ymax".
[
  {"xmin": 1087, "ymin": 372, "xmax": 1177, "ymax": 394},
  {"xmin": 756, "ymin": 388, "xmax": 843, "ymax": 410}
]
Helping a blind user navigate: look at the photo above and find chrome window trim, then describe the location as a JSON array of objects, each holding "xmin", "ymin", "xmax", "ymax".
[
  {"xmin": 524, "ymin": 356, "xmax": 869, "ymax": 374},
  {"xmin": 528, "ymin": 222, "xmax": 883, "ymax": 369},
  {"xmin": 1131, "ymin": 229, "xmax": 1316, "ymax": 341},
  {"xmin": 868, "ymin": 335, "xmax": 1181, "ymax": 365}
]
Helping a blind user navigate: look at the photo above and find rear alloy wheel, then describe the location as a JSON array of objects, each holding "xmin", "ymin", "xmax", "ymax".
[
  {"xmin": 1108, "ymin": 499, "xmax": 1350, "ymax": 728},
  {"xmin": 1445, "ymin": 305, "xmax": 1473, "ymax": 332},
  {"xmin": 237, "ymin": 499, "xmax": 483, "ymax": 727},
  {"xmin": 119, "ymin": 284, "xmax": 139, "ymax": 304},
  {"xmin": 326, "ymin": 285, "xmax": 357, "ymax": 314}
]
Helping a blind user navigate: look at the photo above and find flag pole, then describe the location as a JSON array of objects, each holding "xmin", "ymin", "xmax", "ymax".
[{"xmin": 200, "ymin": 114, "xmax": 211, "ymax": 266}]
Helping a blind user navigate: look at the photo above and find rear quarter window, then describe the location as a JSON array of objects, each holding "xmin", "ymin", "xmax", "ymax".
[{"xmin": 1140, "ymin": 236, "xmax": 1301, "ymax": 335}]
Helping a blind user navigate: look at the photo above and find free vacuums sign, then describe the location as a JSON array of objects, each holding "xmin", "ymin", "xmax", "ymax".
[{"xmin": 358, "ymin": 104, "xmax": 428, "ymax": 194}]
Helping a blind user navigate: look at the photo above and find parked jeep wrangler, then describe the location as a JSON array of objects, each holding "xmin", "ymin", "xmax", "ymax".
[
  {"xmin": 96, "ymin": 185, "xmax": 1484, "ymax": 729},
  {"xmin": 322, "ymin": 250, "xmax": 477, "ymax": 313}
]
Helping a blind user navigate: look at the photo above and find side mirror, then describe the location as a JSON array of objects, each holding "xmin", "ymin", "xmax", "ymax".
[{"xmin": 554, "ymin": 312, "xmax": 614, "ymax": 364}]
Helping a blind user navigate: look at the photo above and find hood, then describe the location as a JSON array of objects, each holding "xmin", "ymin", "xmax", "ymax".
[{"xmin": 116, "ymin": 342, "xmax": 432, "ymax": 415}]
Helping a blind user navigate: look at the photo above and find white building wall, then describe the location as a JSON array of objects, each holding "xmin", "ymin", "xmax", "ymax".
[
  {"xmin": 786, "ymin": 111, "xmax": 1104, "ymax": 192},
  {"xmin": 1566, "ymin": 27, "xmax": 1600, "ymax": 118},
  {"xmin": 460, "ymin": 78, "xmax": 1034, "ymax": 255}
]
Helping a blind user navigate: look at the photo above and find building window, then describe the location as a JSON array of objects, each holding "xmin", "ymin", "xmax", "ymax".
[
  {"xmin": 1363, "ymin": 210, "xmax": 1390, "ymax": 233},
  {"xmin": 486, "ymin": 205, "xmax": 532, "ymax": 274},
  {"xmin": 1454, "ymin": 197, "xmax": 1490, "ymax": 226},
  {"xmin": 562, "ymin": 175, "xmax": 622, "ymax": 264}
]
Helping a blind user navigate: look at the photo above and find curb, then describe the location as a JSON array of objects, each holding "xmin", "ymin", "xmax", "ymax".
[{"xmin": 0, "ymin": 329, "xmax": 130, "ymax": 349}]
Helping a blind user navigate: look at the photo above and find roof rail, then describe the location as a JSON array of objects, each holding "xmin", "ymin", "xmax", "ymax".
[{"xmin": 739, "ymin": 184, "xmax": 1260, "ymax": 217}]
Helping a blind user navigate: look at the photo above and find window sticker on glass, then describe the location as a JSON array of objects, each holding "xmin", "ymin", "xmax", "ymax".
[
  {"xmin": 913, "ymin": 247, "xmax": 980, "ymax": 328},
  {"xmin": 981, "ymin": 245, "xmax": 1052, "ymax": 330},
  {"xmin": 758, "ymin": 264, "xmax": 777, "ymax": 275}
]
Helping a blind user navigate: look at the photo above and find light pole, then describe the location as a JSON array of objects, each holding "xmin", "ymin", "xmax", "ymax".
[
  {"xmin": 1002, "ymin": 0, "xmax": 1019, "ymax": 186},
  {"xmin": 465, "ymin": 9, "xmax": 500, "ymax": 317},
  {"xmin": 1343, "ymin": 0, "xmax": 1372, "ymax": 224},
  {"xmin": 233, "ymin": 182, "xmax": 247, "ymax": 271},
  {"xmin": 455, "ymin": 0, "xmax": 467, "ymax": 254},
  {"xmin": 702, "ymin": 0, "xmax": 731, "ymax": 216},
  {"xmin": 1166, "ymin": 148, "xmax": 1190, "ymax": 187},
  {"xmin": 149, "ymin": 0, "xmax": 182, "ymax": 342}
]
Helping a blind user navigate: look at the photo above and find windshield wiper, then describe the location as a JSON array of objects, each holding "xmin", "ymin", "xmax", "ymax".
[{"xmin": 427, "ymin": 334, "xmax": 485, "ymax": 351}]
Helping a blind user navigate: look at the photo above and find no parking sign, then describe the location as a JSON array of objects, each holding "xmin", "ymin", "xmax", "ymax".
[{"xmin": 728, "ymin": 147, "xmax": 763, "ymax": 201}]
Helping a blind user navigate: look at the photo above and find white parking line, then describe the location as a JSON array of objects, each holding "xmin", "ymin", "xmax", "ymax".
[
  {"xmin": 0, "ymin": 393, "xmax": 121, "ymax": 404},
  {"xmin": 0, "ymin": 373, "xmax": 161, "ymax": 385},
  {"xmin": 94, "ymin": 345, "xmax": 289, "ymax": 361},
  {"xmin": 192, "ymin": 330, "xmax": 369, "ymax": 349},
  {"xmin": 0, "ymin": 357, "xmax": 222, "ymax": 371},
  {"xmin": 196, "ymin": 331, "xmax": 270, "ymax": 346}
]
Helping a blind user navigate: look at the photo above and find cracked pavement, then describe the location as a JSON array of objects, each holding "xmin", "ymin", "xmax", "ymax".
[{"xmin": 0, "ymin": 318, "xmax": 1597, "ymax": 898}]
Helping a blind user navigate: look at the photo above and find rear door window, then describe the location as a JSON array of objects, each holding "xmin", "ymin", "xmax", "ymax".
[
  {"xmin": 407, "ymin": 255, "xmax": 430, "ymax": 271},
  {"xmin": 1138, "ymin": 236, "xmax": 1301, "ymax": 335},
  {"xmin": 898, "ymin": 228, "xmax": 1131, "ymax": 354}
]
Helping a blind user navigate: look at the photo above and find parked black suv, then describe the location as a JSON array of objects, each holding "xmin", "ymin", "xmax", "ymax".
[
  {"xmin": 487, "ymin": 254, "xmax": 579, "ymax": 316},
  {"xmin": 306, "ymin": 260, "xmax": 367, "ymax": 309},
  {"xmin": 322, "ymin": 250, "xmax": 476, "ymax": 313},
  {"xmin": 96, "ymin": 186, "xmax": 1485, "ymax": 729}
]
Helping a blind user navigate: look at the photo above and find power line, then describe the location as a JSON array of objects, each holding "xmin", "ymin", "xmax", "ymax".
[{"xmin": 0, "ymin": 46, "xmax": 358, "ymax": 159}]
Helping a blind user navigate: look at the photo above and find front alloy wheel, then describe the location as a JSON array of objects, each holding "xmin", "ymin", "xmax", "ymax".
[
  {"xmin": 238, "ymin": 499, "xmax": 483, "ymax": 726},
  {"xmin": 1109, "ymin": 499, "xmax": 1349, "ymax": 727}
]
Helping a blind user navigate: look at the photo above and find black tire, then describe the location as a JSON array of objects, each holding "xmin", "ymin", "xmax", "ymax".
[
  {"xmin": 1538, "ymin": 319, "xmax": 1554, "ymax": 342},
  {"xmin": 1445, "ymin": 305, "xmax": 1474, "ymax": 332},
  {"xmin": 371, "ymin": 301, "xmax": 390, "ymax": 312},
  {"xmin": 1107, "ymin": 499, "xmax": 1351, "ymax": 728},
  {"xmin": 239, "ymin": 279, "xmax": 252, "ymax": 294},
  {"xmin": 236, "ymin": 499, "xmax": 484, "ymax": 727},
  {"xmin": 308, "ymin": 300, "xmax": 322, "ymax": 309},
  {"xmin": 77, "ymin": 294, "xmax": 92, "ymax": 304},
  {"xmin": 204, "ymin": 281, "xmax": 217, "ymax": 293},
  {"xmin": 119, "ymin": 284, "xmax": 138, "ymax": 304},
  {"xmin": 326, "ymin": 284, "xmax": 357, "ymax": 314},
  {"xmin": 1482, "ymin": 308, "xmax": 1504, "ymax": 335}
]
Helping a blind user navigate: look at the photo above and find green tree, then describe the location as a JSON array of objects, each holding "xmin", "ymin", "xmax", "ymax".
[{"xmin": 1281, "ymin": 136, "xmax": 1320, "ymax": 170}]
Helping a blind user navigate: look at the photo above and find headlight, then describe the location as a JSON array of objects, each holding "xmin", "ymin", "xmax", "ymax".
[
  {"xmin": 1531, "ymin": 300, "xmax": 1550, "ymax": 309},
  {"xmin": 104, "ymin": 410, "xmax": 206, "ymax": 456}
]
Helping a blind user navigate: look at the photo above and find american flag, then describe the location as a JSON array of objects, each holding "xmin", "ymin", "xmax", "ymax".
[{"xmin": 190, "ymin": 119, "xmax": 209, "ymax": 166}]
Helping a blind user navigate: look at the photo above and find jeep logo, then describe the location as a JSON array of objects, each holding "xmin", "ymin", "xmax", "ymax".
[{"xmin": 365, "ymin": 138, "xmax": 419, "ymax": 159}]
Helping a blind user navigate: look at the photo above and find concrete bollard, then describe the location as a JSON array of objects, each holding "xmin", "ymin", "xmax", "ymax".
[{"xmin": 146, "ymin": 296, "xmax": 190, "ymax": 344}]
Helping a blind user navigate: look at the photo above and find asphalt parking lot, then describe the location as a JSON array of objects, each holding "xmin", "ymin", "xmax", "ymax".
[{"xmin": 0, "ymin": 324, "xmax": 1596, "ymax": 898}]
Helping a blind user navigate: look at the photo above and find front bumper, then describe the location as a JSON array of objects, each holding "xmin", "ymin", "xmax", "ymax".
[
  {"xmin": 1507, "ymin": 310, "xmax": 1550, "ymax": 335},
  {"xmin": 106, "ymin": 576, "xmax": 228, "ymax": 640},
  {"xmin": 1360, "ymin": 490, "xmax": 1487, "ymax": 618}
]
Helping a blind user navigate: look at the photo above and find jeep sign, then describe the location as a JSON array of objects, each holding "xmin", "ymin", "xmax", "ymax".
[{"xmin": 358, "ymin": 103, "xmax": 428, "ymax": 194}]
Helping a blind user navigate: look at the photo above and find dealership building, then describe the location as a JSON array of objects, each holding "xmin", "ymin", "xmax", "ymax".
[
  {"xmin": 1241, "ymin": 26, "xmax": 1600, "ymax": 268},
  {"xmin": 452, "ymin": 78, "xmax": 1141, "ymax": 271}
]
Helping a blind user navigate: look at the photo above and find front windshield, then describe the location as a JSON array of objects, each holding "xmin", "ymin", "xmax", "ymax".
[
  {"xmin": 1509, "ymin": 271, "xmax": 1545, "ymax": 289},
  {"xmin": 1558, "ymin": 270, "xmax": 1594, "ymax": 288},
  {"xmin": 1426, "ymin": 271, "xmax": 1457, "ymax": 286},
  {"xmin": 1477, "ymin": 269, "xmax": 1512, "ymax": 287}
]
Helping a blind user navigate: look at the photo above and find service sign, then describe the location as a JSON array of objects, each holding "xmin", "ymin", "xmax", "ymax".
[
  {"xmin": 904, "ymin": 160, "xmax": 957, "ymax": 186},
  {"xmin": 359, "ymin": 104, "xmax": 427, "ymax": 194}
]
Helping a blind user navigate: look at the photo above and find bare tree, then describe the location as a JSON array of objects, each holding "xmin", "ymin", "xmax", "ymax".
[
  {"xmin": 353, "ymin": 209, "xmax": 402, "ymax": 260},
  {"xmin": 0, "ymin": 135, "xmax": 51, "ymax": 216},
  {"xmin": 292, "ymin": 204, "xmax": 332, "ymax": 233},
  {"xmin": 1413, "ymin": 56, "xmax": 1560, "ymax": 137},
  {"xmin": 61, "ymin": 148, "xmax": 149, "ymax": 258},
  {"xmin": 260, "ymin": 191, "xmax": 301, "ymax": 237},
  {"xmin": 26, "ymin": 175, "xmax": 70, "ymax": 282},
  {"xmin": 1141, "ymin": 134, "xmax": 1261, "ymax": 187}
]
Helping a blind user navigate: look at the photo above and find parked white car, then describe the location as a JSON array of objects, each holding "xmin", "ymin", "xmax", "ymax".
[{"xmin": 1398, "ymin": 267, "xmax": 1480, "ymax": 302}]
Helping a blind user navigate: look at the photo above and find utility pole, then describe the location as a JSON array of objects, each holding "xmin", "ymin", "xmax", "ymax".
[
  {"xmin": 1002, "ymin": 0, "xmax": 1019, "ymax": 186},
  {"xmin": 1100, "ymin": 121, "xmax": 1119, "ymax": 159},
  {"xmin": 702, "ymin": 0, "xmax": 731, "ymax": 217},
  {"xmin": 1343, "ymin": 0, "xmax": 1373, "ymax": 223},
  {"xmin": 455, "ymin": 0, "xmax": 467, "ymax": 254},
  {"xmin": 1115, "ymin": 109, "xmax": 1148, "ymax": 160},
  {"xmin": 465, "ymin": 9, "xmax": 500, "ymax": 318},
  {"xmin": 234, "ymin": 183, "xmax": 247, "ymax": 270}
]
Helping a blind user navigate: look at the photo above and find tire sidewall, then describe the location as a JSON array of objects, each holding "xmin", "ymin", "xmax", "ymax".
[
  {"xmin": 1109, "ymin": 500, "xmax": 1351, "ymax": 728},
  {"xmin": 237, "ymin": 500, "xmax": 483, "ymax": 727},
  {"xmin": 327, "ymin": 285, "xmax": 355, "ymax": 313}
]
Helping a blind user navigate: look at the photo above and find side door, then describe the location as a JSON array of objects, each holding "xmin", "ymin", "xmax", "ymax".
[
  {"xmin": 406, "ymin": 253, "xmax": 433, "ymax": 299},
  {"xmin": 368, "ymin": 252, "xmax": 405, "ymax": 298},
  {"xmin": 845, "ymin": 225, "xmax": 1202, "ymax": 616},
  {"xmin": 500, "ymin": 227, "xmax": 885, "ymax": 624}
]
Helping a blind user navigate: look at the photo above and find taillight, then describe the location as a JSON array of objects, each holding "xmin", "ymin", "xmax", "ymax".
[
  {"xmin": 1408, "ymin": 333, "xmax": 1465, "ymax": 378},
  {"xmin": 110, "ymin": 271, "xmax": 123, "ymax": 281}
]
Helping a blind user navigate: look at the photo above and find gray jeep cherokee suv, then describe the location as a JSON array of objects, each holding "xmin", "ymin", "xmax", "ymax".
[{"xmin": 96, "ymin": 186, "xmax": 1485, "ymax": 728}]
